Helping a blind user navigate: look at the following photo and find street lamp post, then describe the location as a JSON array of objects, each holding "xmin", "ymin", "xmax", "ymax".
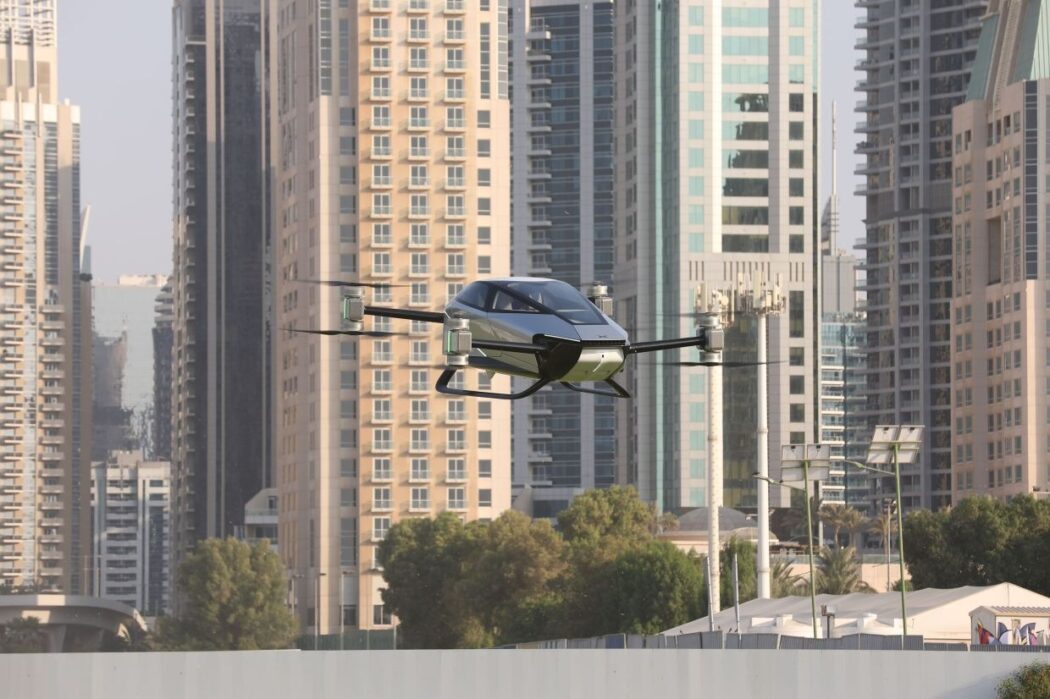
[
  {"xmin": 755, "ymin": 444, "xmax": 831, "ymax": 639},
  {"xmin": 865, "ymin": 425, "xmax": 922, "ymax": 638},
  {"xmin": 315, "ymin": 571, "xmax": 327, "ymax": 650}
]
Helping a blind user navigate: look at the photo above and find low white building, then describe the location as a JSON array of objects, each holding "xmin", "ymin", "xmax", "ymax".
[
  {"xmin": 664, "ymin": 583, "xmax": 1050, "ymax": 643},
  {"xmin": 90, "ymin": 450, "xmax": 171, "ymax": 615}
]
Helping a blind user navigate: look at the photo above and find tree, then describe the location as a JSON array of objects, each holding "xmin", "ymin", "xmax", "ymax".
[
  {"xmin": 157, "ymin": 538, "xmax": 297, "ymax": 651},
  {"xmin": 903, "ymin": 496, "xmax": 1050, "ymax": 595},
  {"xmin": 997, "ymin": 662, "xmax": 1050, "ymax": 699},
  {"xmin": 819, "ymin": 504, "xmax": 851, "ymax": 549},
  {"xmin": 377, "ymin": 512, "xmax": 483, "ymax": 648},
  {"xmin": 595, "ymin": 541, "xmax": 702, "ymax": 635},
  {"xmin": 770, "ymin": 559, "xmax": 804, "ymax": 598},
  {"xmin": 557, "ymin": 485, "xmax": 655, "ymax": 564},
  {"xmin": 815, "ymin": 546, "xmax": 873, "ymax": 595},
  {"xmin": 719, "ymin": 538, "xmax": 757, "ymax": 608},
  {"xmin": 460, "ymin": 511, "xmax": 566, "ymax": 646},
  {"xmin": 0, "ymin": 618, "xmax": 48, "ymax": 652}
]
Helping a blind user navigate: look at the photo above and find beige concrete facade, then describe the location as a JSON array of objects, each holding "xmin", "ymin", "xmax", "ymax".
[
  {"xmin": 0, "ymin": 0, "xmax": 92, "ymax": 593},
  {"xmin": 950, "ymin": 80, "xmax": 1050, "ymax": 501},
  {"xmin": 273, "ymin": 0, "xmax": 511, "ymax": 633}
]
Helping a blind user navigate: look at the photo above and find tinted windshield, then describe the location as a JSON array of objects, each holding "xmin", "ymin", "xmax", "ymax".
[{"xmin": 502, "ymin": 281, "xmax": 605, "ymax": 325}]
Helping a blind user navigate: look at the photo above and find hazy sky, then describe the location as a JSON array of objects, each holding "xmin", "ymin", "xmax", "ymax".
[{"xmin": 57, "ymin": 1, "xmax": 862, "ymax": 283}]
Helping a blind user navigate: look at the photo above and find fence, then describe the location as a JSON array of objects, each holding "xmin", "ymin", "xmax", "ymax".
[
  {"xmin": 502, "ymin": 630, "xmax": 1050, "ymax": 652},
  {"xmin": 296, "ymin": 628, "xmax": 396, "ymax": 650}
]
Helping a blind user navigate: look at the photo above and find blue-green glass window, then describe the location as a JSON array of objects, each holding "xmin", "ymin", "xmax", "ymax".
[
  {"xmin": 688, "ymin": 91, "xmax": 704, "ymax": 110},
  {"xmin": 789, "ymin": 64, "xmax": 805, "ymax": 84},
  {"xmin": 723, "ymin": 92, "xmax": 768, "ymax": 113},
  {"xmin": 689, "ymin": 458, "xmax": 706, "ymax": 479},
  {"xmin": 723, "ymin": 64, "xmax": 769, "ymax": 84},
  {"xmin": 722, "ymin": 120, "xmax": 769, "ymax": 140},
  {"xmin": 689, "ymin": 402, "xmax": 705, "ymax": 422},
  {"xmin": 688, "ymin": 488, "xmax": 704, "ymax": 507},
  {"xmin": 689, "ymin": 374, "xmax": 705, "ymax": 393},
  {"xmin": 789, "ymin": 8, "xmax": 805, "ymax": 27},
  {"xmin": 723, "ymin": 7, "xmax": 768, "ymax": 27},
  {"xmin": 689, "ymin": 233, "xmax": 704, "ymax": 253},
  {"xmin": 688, "ymin": 34, "xmax": 704, "ymax": 54},
  {"xmin": 689, "ymin": 6, "xmax": 704, "ymax": 26},
  {"xmin": 690, "ymin": 431, "xmax": 705, "ymax": 450},
  {"xmin": 689, "ymin": 205, "xmax": 705, "ymax": 224},
  {"xmin": 688, "ymin": 62, "xmax": 704, "ymax": 82},
  {"xmin": 789, "ymin": 36, "xmax": 805, "ymax": 56},
  {"xmin": 688, "ymin": 176, "xmax": 705, "ymax": 196},
  {"xmin": 689, "ymin": 148, "xmax": 705, "ymax": 167},
  {"xmin": 689, "ymin": 119, "xmax": 705, "ymax": 138},
  {"xmin": 723, "ymin": 36, "xmax": 768, "ymax": 56}
]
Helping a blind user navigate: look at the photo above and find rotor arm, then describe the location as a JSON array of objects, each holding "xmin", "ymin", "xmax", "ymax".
[
  {"xmin": 363, "ymin": 306, "xmax": 445, "ymax": 324},
  {"xmin": 626, "ymin": 327, "xmax": 724, "ymax": 356}
]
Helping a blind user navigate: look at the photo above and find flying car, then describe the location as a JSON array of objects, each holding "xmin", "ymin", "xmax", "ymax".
[{"xmin": 287, "ymin": 277, "xmax": 735, "ymax": 400}]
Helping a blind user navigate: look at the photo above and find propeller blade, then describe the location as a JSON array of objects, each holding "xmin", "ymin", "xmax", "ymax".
[
  {"xmin": 659, "ymin": 360, "xmax": 782, "ymax": 368},
  {"xmin": 283, "ymin": 327, "xmax": 407, "ymax": 338},
  {"xmin": 293, "ymin": 278, "xmax": 409, "ymax": 289}
]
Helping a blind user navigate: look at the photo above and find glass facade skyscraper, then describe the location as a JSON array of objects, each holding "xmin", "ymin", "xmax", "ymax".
[{"xmin": 614, "ymin": 1, "xmax": 821, "ymax": 513}]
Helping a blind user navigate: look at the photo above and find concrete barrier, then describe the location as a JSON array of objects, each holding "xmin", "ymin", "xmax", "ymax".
[{"xmin": 1, "ymin": 648, "xmax": 1047, "ymax": 698}]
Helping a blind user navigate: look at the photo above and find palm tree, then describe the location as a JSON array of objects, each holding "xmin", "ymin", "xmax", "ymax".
[
  {"xmin": 867, "ymin": 512, "xmax": 896, "ymax": 550},
  {"xmin": 816, "ymin": 546, "xmax": 873, "ymax": 595},
  {"xmin": 770, "ymin": 559, "xmax": 804, "ymax": 598},
  {"xmin": 840, "ymin": 507, "xmax": 865, "ymax": 550},
  {"xmin": 819, "ymin": 504, "xmax": 863, "ymax": 549}
]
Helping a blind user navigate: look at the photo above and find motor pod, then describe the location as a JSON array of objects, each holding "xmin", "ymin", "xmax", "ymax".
[
  {"xmin": 341, "ymin": 287, "xmax": 365, "ymax": 332},
  {"xmin": 587, "ymin": 281, "xmax": 614, "ymax": 317},
  {"xmin": 697, "ymin": 313, "xmax": 724, "ymax": 363},
  {"xmin": 443, "ymin": 316, "xmax": 472, "ymax": 367}
]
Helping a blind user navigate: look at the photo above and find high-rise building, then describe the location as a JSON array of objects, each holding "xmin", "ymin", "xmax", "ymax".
[
  {"xmin": 272, "ymin": 0, "xmax": 513, "ymax": 634},
  {"xmin": 91, "ymin": 450, "xmax": 171, "ymax": 615},
  {"xmin": 0, "ymin": 0, "xmax": 93, "ymax": 593},
  {"xmin": 171, "ymin": 0, "xmax": 272, "ymax": 569},
  {"xmin": 819, "ymin": 104, "xmax": 868, "ymax": 511},
  {"xmin": 91, "ymin": 329, "xmax": 133, "ymax": 462},
  {"xmin": 820, "ymin": 254, "xmax": 869, "ymax": 511},
  {"xmin": 151, "ymin": 280, "xmax": 173, "ymax": 462},
  {"xmin": 508, "ymin": 0, "xmax": 615, "ymax": 518},
  {"xmin": 855, "ymin": 0, "xmax": 985, "ymax": 511},
  {"xmin": 950, "ymin": 0, "xmax": 1050, "ymax": 501},
  {"xmin": 92, "ymin": 275, "xmax": 167, "ymax": 454},
  {"xmin": 613, "ymin": 2, "xmax": 821, "ymax": 513}
]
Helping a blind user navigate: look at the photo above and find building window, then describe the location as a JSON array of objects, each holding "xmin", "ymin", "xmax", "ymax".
[
  {"xmin": 373, "ymin": 604, "xmax": 392, "ymax": 626},
  {"xmin": 448, "ymin": 487, "xmax": 466, "ymax": 510},
  {"xmin": 478, "ymin": 489, "xmax": 492, "ymax": 507}
]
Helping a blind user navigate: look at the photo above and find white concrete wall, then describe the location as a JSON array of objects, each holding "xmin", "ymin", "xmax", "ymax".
[{"xmin": 2, "ymin": 649, "xmax": 1045, "ymax": 698}]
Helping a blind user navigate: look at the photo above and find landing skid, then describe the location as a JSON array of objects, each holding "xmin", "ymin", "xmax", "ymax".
[{"xmin": 436, "ymin": 367, "xmax": 551, "ymax": 400}]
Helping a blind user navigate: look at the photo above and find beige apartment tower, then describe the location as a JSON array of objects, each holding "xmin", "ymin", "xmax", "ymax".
[
  {"xmin": 950, "ymin": 0, "xmax": 1050, "ymax": 502},
  {"xmin": 0, "ymin": 0, "xmax": 92, "ymax": 593},
  {"xmin": 273, "ymin": 0, "xmax": 511, "ymax": 633}
]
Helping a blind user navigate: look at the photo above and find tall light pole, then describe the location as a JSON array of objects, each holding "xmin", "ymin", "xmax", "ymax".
[
  {"xmin": 732, "ymin": 273, "xmax": 785, "ymax": 599},
  {"xmin": 760, "ymin": 443, "xmax": 832, "ymax": 639},
  {"xmin": 866, "ymin": 425, "xmax": 923, "ymax": 638},
  {"xmin": 694, "ymin": 285, "xmax": 731, "ymax": 614}
]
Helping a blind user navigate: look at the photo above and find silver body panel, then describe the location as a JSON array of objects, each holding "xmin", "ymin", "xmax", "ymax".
[{"xmin": 444, "ymin": 278, "xmax": 629, "ymax": 382}]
